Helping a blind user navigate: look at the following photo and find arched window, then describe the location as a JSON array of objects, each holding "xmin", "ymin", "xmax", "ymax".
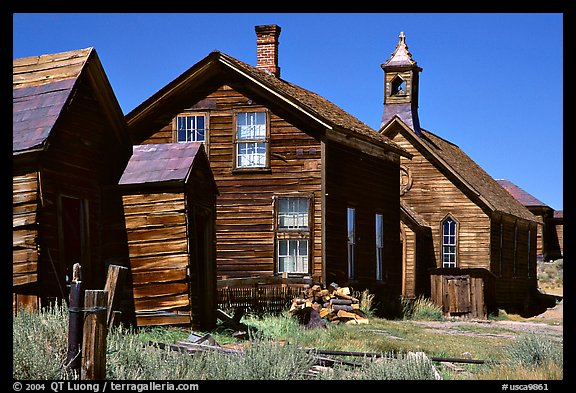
[{"xmin": 442, "ymin": 216, "xmax": 458, "ymax": 268}]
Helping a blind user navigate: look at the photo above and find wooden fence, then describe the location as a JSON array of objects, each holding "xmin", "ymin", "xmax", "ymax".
[{"xmin": 217, "ymin": 274, "xmax": 313, "ymax": 315}]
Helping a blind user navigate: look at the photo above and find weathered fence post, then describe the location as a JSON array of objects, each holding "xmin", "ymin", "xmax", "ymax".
[
  {"xmin": 66, "ymin": 263, "xmax": 83, "ymax": 374},
  {"xmin": 81, "ymin": 290, "xmax": 108, "ymax": 380},
  {"xmin": 104, "ymin": 264, "xmax": 128, "ymax": 328}
]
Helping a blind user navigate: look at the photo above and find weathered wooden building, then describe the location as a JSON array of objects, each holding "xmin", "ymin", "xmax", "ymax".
[
  {"xmin": 497, "ymin": 179, "xmax": 563, "ymax": 261},
  {"xmin": 126, "ymin": 25, "xmax": 412, "ymax": 315},
  {"xmin": 118, "ymin": 142, "xmax": 218, "ymax": 328},
  {"xmin": 379, "ymin": 33, "xmax": 542, "ymax": 315},
  {"xmin": 13, "ymin": 48, "xmax": 132, "ymax": 310}
]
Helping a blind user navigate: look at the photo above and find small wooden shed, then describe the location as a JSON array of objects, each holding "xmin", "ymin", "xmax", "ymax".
[
  {"xmin": 118, "ymin": 142, "xmax": 218, "ymax": 329},
  {"xmin": 429, "ymin": 268, "xmax": 496, "ymax": 319},
  {"xmin": 13, "ymin": 48, "xmax": 131, "ymax": 311}
]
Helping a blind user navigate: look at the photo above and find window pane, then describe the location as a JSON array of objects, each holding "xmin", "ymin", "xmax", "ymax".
[
  {"xmin": 442, "ymin": 218, "xmax": 457, "ymax": 267},
  {"xmin": 237, "ymin": 112, "xmax": 266, "ymax": 140},
  {"xmin": 177, "ymin": 115, "xmax": 206, "ymax": 143},
  {"xmin": 278, "ymin": 239, "xmax": 308, "ymax": 273},
  {"xmin": 347, "ymin": 207, "xmax": 356, "ymax": 279},
  {"xmin": 376, "ymin": 214, "xmax": 383, "ymax": 248},
  {"xmin": 278, "ymin": 197, "xmax": 309, "ymax": 229},
  {"xmin": 237, "ymin": 142, "xmax": 266, "ymax": 167}
]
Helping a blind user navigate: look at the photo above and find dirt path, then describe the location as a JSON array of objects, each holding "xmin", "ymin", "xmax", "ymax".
[{"xmin": 410, "ymin": 300, "xmax": 563, "ymax": 342}]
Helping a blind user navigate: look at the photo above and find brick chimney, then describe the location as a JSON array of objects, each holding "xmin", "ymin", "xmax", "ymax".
[{"xmin": 255, "ymin": 24, "xmax": 281, "ymax": 77}]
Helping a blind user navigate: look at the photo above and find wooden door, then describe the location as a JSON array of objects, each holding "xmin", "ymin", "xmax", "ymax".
[{"xmin": 444, "ymin": 275, "xmax": 471, "ymax": 314}]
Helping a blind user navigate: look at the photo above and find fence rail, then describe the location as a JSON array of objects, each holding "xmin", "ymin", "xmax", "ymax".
[{"xmin": 217, "ymin": 285, "xmax": 306, "ymax": 315}]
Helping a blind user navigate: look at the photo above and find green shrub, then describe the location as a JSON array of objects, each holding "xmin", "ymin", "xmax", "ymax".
[
  {"xmin": 318, "ymin": 352, "xmax": 440, "ymax": 380},
  {"xmin": 401, "ymin": 296, "xmax": 444, "ymax": 321},
  {"xmin": 13, "ymin": 304, "xmax": 76, "ymax": 380},
  {"xmin": 506, "ymin": 334, "xmax": 563, "ymax": 368}
]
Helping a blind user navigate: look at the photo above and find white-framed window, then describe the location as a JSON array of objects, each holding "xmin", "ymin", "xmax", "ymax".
[
  {"xmin": 235, "ymin": 111, "xmax": 268, "ymax": 169},
  {"xmin": 176, "ymin": 114, "xmax": 206, "ymax": 143},
  {"xmin": 442, "ymin": 216, "xmax": 457, "ymax": 268},
  {"xmin": 275, "ymin": 196, "xmax": 311, "ymax": 274},
  {"xmin": 347, "ymin": 207, "xmax": 356, "ymax": 279},
  {"xmin": 375, "ymin": 213, "xmax": 384, "ymax": 281}
]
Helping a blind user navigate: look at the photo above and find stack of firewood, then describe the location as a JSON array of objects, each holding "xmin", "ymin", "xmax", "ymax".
[{"xmin": 289, "ymin": 283, "xmax": 369, "ymax": 327}]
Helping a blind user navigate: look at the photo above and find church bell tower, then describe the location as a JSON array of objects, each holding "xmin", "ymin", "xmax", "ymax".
[{"xmin": 380, "ymin": 32, "xmax": 423, "ymax": 135}]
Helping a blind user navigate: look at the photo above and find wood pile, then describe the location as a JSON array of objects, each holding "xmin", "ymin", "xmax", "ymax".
[{"xmin": 289, "ymin": 283, "xmax": 369, "ymax": 327}]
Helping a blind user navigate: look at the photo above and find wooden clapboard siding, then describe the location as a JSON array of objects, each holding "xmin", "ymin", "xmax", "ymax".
[
  {"xmin": 490, "ymin": 214, "xmax": 538, "ymax": 309},
  {"xmin": 13, "ymin": 172, "xmax": 39, "ymax": 287},
  {"xmin": 401, "ymin": 223, "xmax": 416, "ymax": 298},
  {"xmin": 324, "ymin": 141, "xmax": 402, "ymax": 307},
  {"xmin": 394, "ymin": 134, "xmax": 491, "ymax": 268},
  {"xmin": 141, "ymin": 84, "xmax": 324, "ymax": 280},
  {"xmin": 122, "ymin": 191, "xmax": 192, "ymax": 325}
]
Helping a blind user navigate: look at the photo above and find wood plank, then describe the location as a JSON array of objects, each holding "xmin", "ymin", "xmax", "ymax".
[
  {"xmin": 132, "ymin": 268, "xmax": 188, "ymax": 285},
  {"xmin": 13, "ymin": 248, "xmax": 39, "ymax": 264},
  {"xmin": 132, "ymin": 282, "xmax": 189, "ymax": 299},
  {"xmin": 123, "ymin": 200, "xmax": 186, "ymax": 216},
  {"xmin": 128, "ymin": 238, "xmax": 188, "ymax": 258},
  {"xmin": 134, "ymin": 293, "xmax": 190, "ymax": 312},
  {"xmin": 129, "ymin": 254, "xmax": 189, "ymax": 272},
  {"xmin": 136, "ymin": 312, "xmax": 190, "ymax": 327}
]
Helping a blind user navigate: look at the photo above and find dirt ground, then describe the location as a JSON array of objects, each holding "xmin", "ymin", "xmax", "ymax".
[{"xmin": 411, "ymin": 300, "xmax": 563, "ymax": 342}]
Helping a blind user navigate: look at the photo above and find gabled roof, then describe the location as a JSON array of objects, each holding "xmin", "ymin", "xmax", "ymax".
[
  {"xmin": 495, "ymin": 179, "xmax": 549, "ymax": 208},
  {"xmin": 126, "ymin": 50, "xmax": 410, "ymax": 159},
  {"xmin": 383, "ymin": 116, "xmax": 538, "ymax": 223},
  {"xmin": 13, "ymin": 47, "xmax": 129, "ymax": 155},
  {"xmin": 119, "ymin": 142, "xmax": 213, "ymax": 186}
]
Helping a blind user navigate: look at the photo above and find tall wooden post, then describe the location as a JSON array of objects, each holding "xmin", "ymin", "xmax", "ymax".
[
  {"xmin": 81, "ymin": 290, "xmax": 108, "ymax": 380},
  {"xmin": 104, "ymin": 264, "xmax": 128, "ymax": 328},
  {"xmin": 66, "ymin": 263, "xmax": 83, "ymax": 373}
]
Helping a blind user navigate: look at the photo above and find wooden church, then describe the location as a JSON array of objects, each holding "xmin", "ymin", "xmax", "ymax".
[{"xmin": 379, "ymin": 33, "xmax": 544, "ymax": 316}]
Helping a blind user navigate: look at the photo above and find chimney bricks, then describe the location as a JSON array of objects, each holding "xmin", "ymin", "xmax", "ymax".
[{"xmin": 255, "ymin": 24, "xmax": 281, "ymax": 77}]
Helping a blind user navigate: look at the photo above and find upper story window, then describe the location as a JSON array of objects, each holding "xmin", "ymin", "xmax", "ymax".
[
  {"xmin": 176, "ymin": 114, "xmax": 206, "ymax": 143},
  {"xmin": 235, "ymin": 111, "xmax": 269, "ymax": 169},
  {"xmin": 275, "ymin": 196, "xmax": 311, "ymax": 274},
  {"xmin": 442, "ymin": 216, "xmax": 458, "ymax": 268}
]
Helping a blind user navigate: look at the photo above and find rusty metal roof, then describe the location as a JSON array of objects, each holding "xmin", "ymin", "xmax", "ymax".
[
  {"xmin": 495, "ymin": 179, "xmax": 549, "ymax": 208},
  {"xmin": 13, "ymin": 78, "xmax": 76, "ymax": 153},
  {"xmin": 119, "ymin": 143, "xmax": 203, "ymax": 185}
]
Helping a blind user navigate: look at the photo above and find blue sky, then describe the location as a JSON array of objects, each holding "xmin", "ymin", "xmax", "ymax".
[{"xmin": 12, "ymin": 13, "xmax": 563, "ymax": 210}]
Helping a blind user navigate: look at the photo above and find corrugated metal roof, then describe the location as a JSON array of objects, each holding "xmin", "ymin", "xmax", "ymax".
[{"xmin": 119, "ymin": 143, "xmax": 202, "ymax": 185}]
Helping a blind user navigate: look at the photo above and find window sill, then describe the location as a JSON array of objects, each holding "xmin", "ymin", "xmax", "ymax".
[{"xmin": 232, "ymin": 168, "xmax": 272, "ymax": 175}]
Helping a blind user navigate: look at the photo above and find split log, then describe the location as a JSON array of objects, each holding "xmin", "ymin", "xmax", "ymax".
[{"xmin": 289, "ymin": 282, "xmax": 368, "ymax": 326}]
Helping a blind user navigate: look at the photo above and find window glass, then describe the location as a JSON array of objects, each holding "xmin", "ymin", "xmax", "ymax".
[
  {"xmin": 278, "ymin": 239, "xmax": 309, "ymax": 273},
  {"xmin": 177, "ymin": 115, "xmax": 206, "ymax": 142},
  {"xmin": 236, "ymin": 112, "xmax": 267, "ymax": 168},
  {"xmin": 442, "ymin": 218, "xmax": 457, "ymax": 267},
  {"xmin": 347, "ymin": 207, "xmax": 356, "ymax": 279},
  {"xmin": 278, "ymin": 198, "xmax": 309, "ymax": 229},
  {"xmin": 276, "ymin": 196, "xmax": 310, "ymax": 274},
  {"xmin": 376, "ymin": 213, "xmax": 384, "ymax": 280}
]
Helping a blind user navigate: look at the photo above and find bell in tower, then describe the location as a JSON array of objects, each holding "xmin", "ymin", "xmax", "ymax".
[{"xmin": 380, "ymin": 32, "xmax": 423, "ymax": 135}]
